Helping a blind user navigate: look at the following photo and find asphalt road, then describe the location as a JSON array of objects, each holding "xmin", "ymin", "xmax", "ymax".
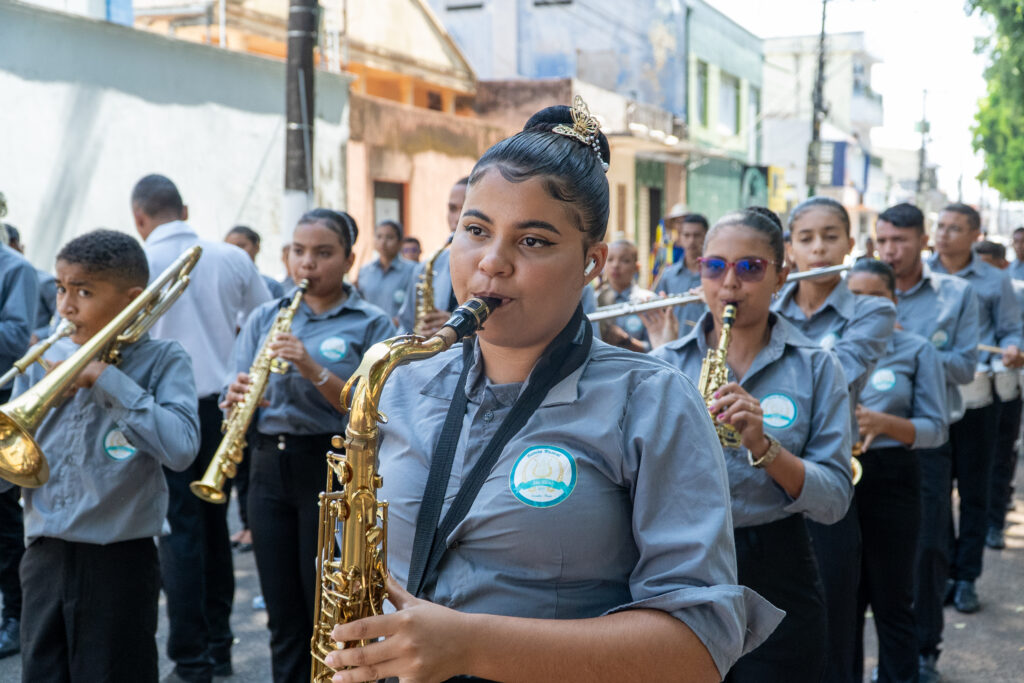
[{"xmin": 1, "ymin": 466, "xmax": 1022, "ymax": 682}]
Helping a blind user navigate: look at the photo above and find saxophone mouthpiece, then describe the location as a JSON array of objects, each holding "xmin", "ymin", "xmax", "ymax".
[
  {"xmin": 479, "ymin": 296, "xmax": 502, "ymax": 312},
  {"xmin": 440, "ymin": 297, "xmax": 500, "ymax": 344}
]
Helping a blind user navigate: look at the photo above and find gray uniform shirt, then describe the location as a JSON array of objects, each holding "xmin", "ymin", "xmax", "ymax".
[
  {"xmin": 652, "ymin": 312, "xmax": 854, "ymax": 528},
  {"xmin": 927, "ymin": 253, "xmax": 1023, "ymax": 365},
  {"xmin": 357, "ymin": 257, "xmax": 416, "ymax": 319},
  {"xmin": 397, "ymin": 247, "xmax": 453, "ymax": 333},
  {"xmin": 773, "ymin": 279, "xmax": 896, "ymax": 408},
  {"xmin": 35, "ymin": 269, "xmax": 57, "ymax": 331},
  {"xmin": 229, "ymin": 286, "xmax": 396, "ymax": 435},
  {"xmin": 654, "ymin": 260, "xmax": 707, "ymax": 329},
  {"xmin": 262, "ymin": 274, "xmax": 284, "ymax": 299},
  {"xmin": 859, "ymin": 329, "xmax": 948, "ymax": 451},
  {"xmin": 895, "ymin": 265, "xmax": 979, "ymax": 422},
  {"xmin": 2, "ymin": 336, "xmax": 200, "ymax": 545},
  {"xmin": 1009, "ymin": 259, "xmax": 1024, "ymax": 281},
  {"xmin": 376, "ymin": 338, "xmax": 783, "ymax": 676},
  {"xmin": 0, "ymin": 245, "xmax": 39, "ymax": 376}
]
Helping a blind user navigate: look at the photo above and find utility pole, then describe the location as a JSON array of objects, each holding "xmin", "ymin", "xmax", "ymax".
[
  {"xmin": 284, "ymin": 0, "xmax": 318, "ymax": 236},
  {"xmin": 805, "ymin": 0, "xmax": 828, "ymax": 198},
  {"xmin": 916, "ymin": 90, "xmax": 929, "ymax": 207}
]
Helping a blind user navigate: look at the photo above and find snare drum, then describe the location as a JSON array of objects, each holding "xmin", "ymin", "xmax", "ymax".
[
  {"xmin": 959, "ymin": 371, "xmax": 994, "ymax": 410},
  {"xmin": 994, "ymin": 369, "xmax": 1021, "ymax": 402}
]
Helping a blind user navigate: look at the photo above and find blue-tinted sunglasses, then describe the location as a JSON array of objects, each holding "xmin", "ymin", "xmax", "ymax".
[{"xmin": 697, "ymin": 257, "xmax": 776, "ymax": 282}]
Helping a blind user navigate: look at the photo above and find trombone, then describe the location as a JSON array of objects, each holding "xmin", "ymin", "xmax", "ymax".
[
  {"xmin": 0, "ymin": 246, "xmax": 201, "ymax": 487},
  {"xmin": 0, "ymin": 320, "xmax": 77, "ymax": 389},
  {"xmin": 587, "ymin": 263, "xmax": 851, "ymax": 322}
]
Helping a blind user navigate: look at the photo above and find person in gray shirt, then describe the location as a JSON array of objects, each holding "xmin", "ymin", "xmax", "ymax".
[
  {"xmin": 927, "ymin": 203, "xmax": 1023, "ymax": 618},
  {"xmin": 325, "ymin": 103, "xmax": 782, "ymax": 682},
  {"xmin": 845, "ymin": 259, "xmax": 948, "ymax": 683},
  {"xmin": 222, "ymin": 209, "xmax": 394, "ymax": 683},
  {"xmin": 1009, "ymin": 226, "xmax": 1024, "ymax": 281},
  {"xmin": 874, "ymin": 202, "xmax": 979, "ymax": 683},
  {"xmin": 224, "ymin": 225, "xmax": 285, "ymax": 299},
  {"xmin": 652, "ymin": 211, "xmax": 709, "ymax": 331},
  {"xmin": 2, "ymin": 230, "xmax": 199, "ymax": 682},
  {"xmin": 774, "ymin": 198, "xmax": 895, "ymax": 683},
  {"xmin": 356, "ymin": 219, "xmax": 416, "ymax": 323},
  {"xmin": 2, "ymin": 224, "xmax": 56, "ymax": 332},
  {"xmin": 652, "ymin": 208, "xmax": 851, "ymax": 683}
]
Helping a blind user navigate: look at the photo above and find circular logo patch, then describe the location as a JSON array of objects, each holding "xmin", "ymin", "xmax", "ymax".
[
  {"xmin": 319, "ymin": 336, "xmax": 348, "ymax": 362},
  {"xmin": 624, "ymin": 315, "xmax": 644, "ymax": 335},
  {"xmin": 820, "ymin": 331, "xmax": 840, "ymax": 351},
  {"xmin": 871, "ymin": 368, "xmax": 897, "ymax": 392},
  {"xmin": 103, "ymin": 428, "xmax": 137, "ymax": 461},
  {"xmin": 761, "ymin": 393, "xmax": 798, "ymax": 429},
  {"xmin": 393, "ymin": 289, "xmax": 406, "ymax": 305},
  {"xmin": 509, "ymin": 446, "xmax": 577, "ymax": 508},
  {"xmin": 931, "ymin": 329, "xmax": 949, "ymax": 349}
]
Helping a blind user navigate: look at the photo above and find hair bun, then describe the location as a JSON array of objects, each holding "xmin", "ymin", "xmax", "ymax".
[{"xmin": 523, "ymin": 104, "xmax": 611, "ymax": 168}]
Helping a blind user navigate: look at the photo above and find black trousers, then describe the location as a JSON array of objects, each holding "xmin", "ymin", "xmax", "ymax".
[
  {"xmin": 158, "ymin": 396, "xmax": 235, "ymax": 683},
  {"xmin": 949, "ymin": 403, "xmax": 999, "ymax": 582},
  {"xmin": 913, "ymin": 441, "xmax": 952, "ymax": 657},
  {"xmin": 726, "ymin": 515, "xmax": 828, "ymax": 683},
  {"xmin": 988, "ymin": 396, "xmax": 1021, "ymax": 531},
  {"xmin": 854, "ymin": 447, "xmax": 920, "ymax": 683},
  {"xmin": 806, "ymin": 498, "xmax": 861, "ymax": 683},
  {"xmin": 0, "ymin": 487, "xmax": 24, "ymax": 622},
  {"xmin": 248, "ymin": 432, "xmax": 333, "ymax": 683},
  {"xmin": 20, "ymin": 537, "xmax": 159, "ymax": 683}
]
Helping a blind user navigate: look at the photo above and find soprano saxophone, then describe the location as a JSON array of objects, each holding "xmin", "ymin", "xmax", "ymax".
[
  {"xmin": 189, "ymin": 279, "xmax": 309, "ymax": 503},
  {"xmin": 697, "ymin": 304, "xmax": 742, "ymax": 448},
  {"xmin": 413, "ymin": 235, "xmax": 452, "ymax": 335},
  {"xmin": 310, "ymin": 296, "xmax": 499, "ymax": 683}
]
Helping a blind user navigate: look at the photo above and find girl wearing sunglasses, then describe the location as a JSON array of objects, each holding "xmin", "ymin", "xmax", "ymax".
[
  {"xmin": 652, "ymin": 207, "xmax": 853, "ymax": 683},
  {"xmin": 773, "ymin": 197, "xmax": 896, "ymax": 683}
]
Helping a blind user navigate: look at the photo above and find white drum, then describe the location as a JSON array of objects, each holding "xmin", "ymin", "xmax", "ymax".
[
  {"xmin": 994, "ymin": 370, "xmax": 1021, "ymax": 402},
  {"xmin": 959, "ymin": 371, "xmax": 994, "ymax": 410}
]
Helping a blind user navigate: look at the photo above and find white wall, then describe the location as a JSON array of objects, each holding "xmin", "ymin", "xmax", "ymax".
[{"xmin": 0, "ymin": 1, "xmax": 349, "ymax": 277}]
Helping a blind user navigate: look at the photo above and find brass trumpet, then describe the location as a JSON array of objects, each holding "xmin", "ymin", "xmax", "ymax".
[
  {"xmin": 0, "ymin": 320, "xmax": 77, "ymax": 389},
  {"xmin": 0, "ymin": 246, "xmax": 201, "ymax": 487}
]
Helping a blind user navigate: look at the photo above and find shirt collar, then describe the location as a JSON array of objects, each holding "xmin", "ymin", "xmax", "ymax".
[
  {"xmin": 897, "ymin": 262, "xmax": 934, "ymax": 297},
  {"xmin": 926, "ymin": 252, "xmax": 980, "ymax": 278},
  {"xmin": 776, "ymin": 278, "xmax": 856, "ymax": 321},
  {"xmin": 145, "ymin": 220, "xmax": 195, "ymax": 245},
  {"xmin": 299, "ymin": 283, "xmax": 366, "ymax": 320}
]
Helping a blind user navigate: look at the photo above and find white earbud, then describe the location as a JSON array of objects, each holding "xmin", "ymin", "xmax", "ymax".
[{"xmin": 584, "ymin": 259, "xmax": 597, "ymax": 276}]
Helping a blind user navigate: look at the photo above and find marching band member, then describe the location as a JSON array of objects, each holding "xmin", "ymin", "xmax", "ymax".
[
  {"xmin": 324, "ymin": 102, "xmax": 781, "ymax": 683},
  {"xmin": 3, "ymin": 230, "xmax": 200, "ymax": 681},
  {"xmin": 773, "ymin": 197, "xmax": 895, "ymax": 683},
  {"xmin": 355, "ymin": 220, "xmax": 416, "ymax": 325},
  {"xmin": 653, "ymin": 207, "xmax": 853, "ymax": 682},
  {"xmin": 873, "ymin": 202, "xmax": 979, "ymax": 683},
  {"xmin": 222, "ymin": 209, "xmax": 395, "ymax": 682},
  {"xmin": 845, "ymin": 259, "xmax": 947, "ymax": 683},
  {"xmin": 925, "ymin": 204, "xmax": 1022, "ymax": 616},
  {"xmin": 598, "ymin": 239, "xmax": 653, "ymax": 352},
  {"xmin": 653, "ymin": 210, "xmax": 709, "ymax": 330}
]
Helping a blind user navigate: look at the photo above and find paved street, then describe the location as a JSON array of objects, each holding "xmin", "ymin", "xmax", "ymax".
[{"xmin": 1, "ymin": 466, "xmax": 1022, "ymax": 682}]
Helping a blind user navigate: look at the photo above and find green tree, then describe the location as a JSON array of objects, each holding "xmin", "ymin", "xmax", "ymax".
[{"xmin": 969, "ymin": 0, "xmax": 1024, "ymax": 198}]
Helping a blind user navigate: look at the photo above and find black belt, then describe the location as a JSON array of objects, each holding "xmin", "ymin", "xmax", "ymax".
[{"xmin": 253, "ymin": 432, "xmax": 336, "ymax": 453}]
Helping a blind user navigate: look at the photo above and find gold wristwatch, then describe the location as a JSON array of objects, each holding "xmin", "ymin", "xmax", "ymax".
[{"xmin": 748, "ymin": 434, "xmax": 782, "ymax": 468}]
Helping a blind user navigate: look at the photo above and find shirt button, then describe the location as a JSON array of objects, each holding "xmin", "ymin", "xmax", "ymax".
[{"xmin": 483, "ymin": 411, "xmax": 494, "ymax": 422}]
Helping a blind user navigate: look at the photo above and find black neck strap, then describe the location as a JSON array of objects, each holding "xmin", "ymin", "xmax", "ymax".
[{"xmin": 406, "ymin": 305, "xmax": 593, "ymax": 597}]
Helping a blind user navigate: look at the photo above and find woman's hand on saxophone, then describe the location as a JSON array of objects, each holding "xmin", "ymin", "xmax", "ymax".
[
  {"xmin": 707, "ymin": 382, "xmax": 766, "ymax": 452},
  {"xmin": 219, "ymin": 372, "xmax": 270, "ymax": 410},
  {"xmin": 326, "ymin": 576, "xmax": 469, "ymax": 683},
  {"xmin": 268, "ymin": 333, "xmax": 318, "ymax": 377}
]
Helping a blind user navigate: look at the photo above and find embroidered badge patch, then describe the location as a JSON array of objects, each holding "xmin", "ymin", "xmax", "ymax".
[
  {"xmin": 103, "ymin": 428, "xmax": 137, "ymax": 461},
  {"xmin": 624, "ymin": 315, "xmax": 644, "ymax": 335},
  {"xmin": 393, "ymin": 289, "xmax": 406, "ymax": 305},
  {"xmin": 930, "ymin": 329, "xmax": 949, "ymax": 349},
  {"xmin": 761, "ymin": 393, "xmax": 798, "ymax": 429},
  {"xmin": 871, "ymin": 368, "xmax": 897, "ymax": 392},
  {"xmin": 319, "ymin": 336, "xmax": 348, "ymax": 362},
  {"xmin": 509, "ymin": 446, "xmax": 577, "ymax": 508}
]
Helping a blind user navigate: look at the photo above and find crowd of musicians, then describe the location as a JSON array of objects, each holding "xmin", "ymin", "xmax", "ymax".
[{"xmin": 0, "ymin": 98, "xmax": 1019, "ymax": 683}]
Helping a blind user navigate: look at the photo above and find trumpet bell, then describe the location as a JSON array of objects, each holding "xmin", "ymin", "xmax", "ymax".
[{"xmin": 0, "ymin": 409, "xmax": 49, "ymax": 487}]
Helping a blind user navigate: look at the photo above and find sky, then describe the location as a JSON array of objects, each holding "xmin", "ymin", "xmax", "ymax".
[{"xmin": 706, "ymin": 0, "xmax": 994, "ymax": 205}]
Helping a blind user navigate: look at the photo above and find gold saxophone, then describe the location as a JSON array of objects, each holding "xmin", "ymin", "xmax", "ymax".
[
  {"xmin": 413, "ymin": 236, "xmax": 452, "ymax": 335},
  {"xmin": 698, "ymin": 304, "xmax": 742, "ymax": 448},
  {"xmin": 190, "ymin": 279, "xmax": 309, "ymax": 503},
  {"xmin": 310, "ymin": 297, "xmax": 499, "ymax": 683}
]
